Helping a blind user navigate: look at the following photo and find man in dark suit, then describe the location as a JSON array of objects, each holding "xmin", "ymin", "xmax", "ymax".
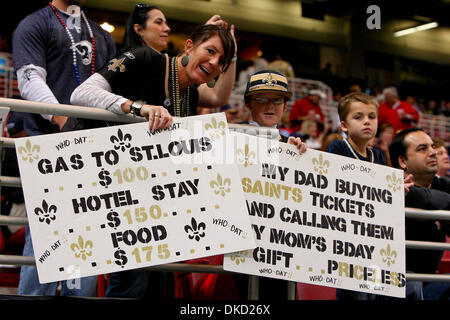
[{"xmin": 389, "ymin": 128, "xmax": 450, "ymax": 299}]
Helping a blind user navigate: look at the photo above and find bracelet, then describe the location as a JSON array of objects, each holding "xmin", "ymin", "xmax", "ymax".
[
  {"xmin": 130, "ymin": 101, "xmax": 143, "ymax": 118},
  {"xmin": 231, "ymin": 55, "xmax": 237, "ymax": 62}
]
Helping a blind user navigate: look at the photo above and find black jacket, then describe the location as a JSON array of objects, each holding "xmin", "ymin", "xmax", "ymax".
[{"xmin": 405, "ymin": 176, "xmax": 450, "ymax": 274}]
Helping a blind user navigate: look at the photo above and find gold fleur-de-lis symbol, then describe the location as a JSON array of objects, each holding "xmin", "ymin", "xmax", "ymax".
[
  {"xmin": 205, "ymin": 117, "xmax": 226, "ymax": 139},
  {"xmin": 230, "ymin": 250, "xmax": 248, "ymax": 266},
  {"xmin": 237, "ymin": 144, "xmax": 256, "ymax": 167},
  {"xmin": 210, "ymin": 173, "xmax": 231, "ymax": 197},
  {"xmin": 110, "ymin": 128, "xmax": 132, "ymax": 152},
  {"xmin": 380, "ymin": 244, "xmax": 397, "ymax": 267},
  {"xmin": 386, "ymin": 172, "xmax": 402, "ymax": 192},
  {"xmin": 263, "ymin": 73, "xmax": 277, "ymax": 87},
  {"xmin": 312, "ymin": 153, "xmax": 330, "ymax": 175},
  {"xmin": 70, "ymin": 235, "xmax": 93, "ymax": 261},
  {"xmin": 17, "ymin": 140, "xmax": 40, "ymax": 163},
  {"xmin": 107, "ymin": 57, "xmax": 126, "ymax": 72}
]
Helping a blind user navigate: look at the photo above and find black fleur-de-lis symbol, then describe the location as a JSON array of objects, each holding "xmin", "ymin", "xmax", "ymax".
[
  {"xmin": 34, "ymin": 200, "xmax": 57, "ymax": 225},
  {"xmin": 110, "ymin": 129, "xmax": 132, "ymax": 152},
  {"xmin": 184, "ymin": 217, "xmax": 206, "ymax": 242}
]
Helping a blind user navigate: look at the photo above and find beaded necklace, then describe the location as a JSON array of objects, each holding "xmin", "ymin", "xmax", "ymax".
[
  {"xmin": 49, "ymin": 2, "xmax": 96, "ymax": 85},
  {"xmin": 344, "ymin": 138, "xmax": 374, "ymax": 163},
  {"xmin": 170, "ymin": 56, "xmax": 190, "ymax": 117}
]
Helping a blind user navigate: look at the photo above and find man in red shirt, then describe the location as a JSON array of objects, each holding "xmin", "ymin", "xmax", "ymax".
[
  {"xmin": 289, "ymin": 89, "xmax": 325, "ymax": 132},
  {"xmin": 378, "ymin": 87, "xmax": 420, "ymax": 134}
]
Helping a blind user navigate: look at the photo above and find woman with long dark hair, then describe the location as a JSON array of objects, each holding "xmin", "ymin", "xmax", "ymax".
[{"xmin": 71, "ymin": 23, "xmax": 236, "ymax": 131}]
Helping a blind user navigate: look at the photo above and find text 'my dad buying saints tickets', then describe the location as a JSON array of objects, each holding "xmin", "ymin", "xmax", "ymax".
[
  {"xmin": 223, "ymin": 132, "xmax": 406, "ymax": 298},
  {"xmin": 15, "ymin": 113, "xmax": 255, "ymax": 283}
]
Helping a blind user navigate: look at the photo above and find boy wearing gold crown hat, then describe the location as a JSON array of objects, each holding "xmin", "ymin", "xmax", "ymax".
[
  {"xmin": 242, "ymin": 70, "xmax": 305, "ymax": 151},
  {"xmin": 232, "ymin": 70, "xmax": 305, "ymax": 299}
]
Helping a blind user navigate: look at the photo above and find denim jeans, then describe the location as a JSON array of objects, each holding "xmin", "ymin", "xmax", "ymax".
[
  {"xmin": 405, "ymin": 278, "xmax": 423, "ymax": 300},
  {"xmin": 423, "ymin": 280, "xmax": 450, "ymax": 300},
  {"xmin": 18, "ymin": 226, "xmax": 97, "ymax": 296},
  {"xmin": 105, "ymin": 269, "xmax": 150, "ymax": 298}
]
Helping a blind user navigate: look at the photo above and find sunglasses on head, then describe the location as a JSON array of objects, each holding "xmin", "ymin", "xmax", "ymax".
[{"xmin": 135, "ymin": 3, "xmax": 150, "ymax": 9}]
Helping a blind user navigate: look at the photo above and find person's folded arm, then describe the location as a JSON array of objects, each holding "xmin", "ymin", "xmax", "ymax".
[
  {"xmin": 406, "ymin": 186, "xmax": 450, "ymax": 220},
  {"xmin": 70, "ymin": 73, "xmax": 128, "ymax": 114}
]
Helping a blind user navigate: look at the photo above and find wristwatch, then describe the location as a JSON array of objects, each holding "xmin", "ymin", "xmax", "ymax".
[{"xmin": 130, "ymin": 101, "xmax": 143, "ymax": 117}]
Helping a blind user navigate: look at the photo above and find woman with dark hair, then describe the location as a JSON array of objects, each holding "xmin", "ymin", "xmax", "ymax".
[
  {"xmin": 70, "ymin": 23, "xmax": 236, "ymax": 298},
  {"xmin": 71, "ymin": 23, "xmax": 237, "ymax": 133},
  {"xmin": 122, "ymin": 3, "xmax": 170, "ymax": 52},
  {"xmin": 122, "ymin": 3, "xmax": 228, "ymax": 53}
]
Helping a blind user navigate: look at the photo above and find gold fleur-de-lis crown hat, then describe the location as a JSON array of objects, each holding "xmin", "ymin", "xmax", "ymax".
[{"xmin": 244, "ymin": 70, "xmax": 292, "ymax": 99}]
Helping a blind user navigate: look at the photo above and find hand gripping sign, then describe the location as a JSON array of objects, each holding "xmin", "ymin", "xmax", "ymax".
[
  {"xmin": 223, "ymin": 133, "xmax": 406, "ymax": 298},
  {"xmin": 15, "ymin": 114, "xmax": 255, "ymax": 284}
]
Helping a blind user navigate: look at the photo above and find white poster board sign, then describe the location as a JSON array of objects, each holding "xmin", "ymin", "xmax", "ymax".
[
  {"xmin": 224, "ymin": 133, "xmax": 406, "ymax": 298},
  {"xmin": 15, "ymin": 114, "xmax": 255, "ymax": 284}
]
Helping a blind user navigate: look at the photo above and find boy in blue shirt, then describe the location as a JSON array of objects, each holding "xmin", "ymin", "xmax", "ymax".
[
  {"xmin": 326, "ymin": 92, "xmax": 384, "ymax": 299},
  {"xmin": 326, "ymin": 91, "xmax": 416, "ymax": 300},
  {"xmin": 326, "ymin": 92, "xmax": 386, "ymax": 165}
]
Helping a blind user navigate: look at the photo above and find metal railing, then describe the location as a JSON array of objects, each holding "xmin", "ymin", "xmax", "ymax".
[
  {"xmin": 0, "ymin": 97, "xmax": 449, "ymax": 300},
  {"xmin": 2, "ymin": 63, "xmax": 449, "ymax": 143},
  {"xmin": 1, "ymin": 204, "xmax": 449, "ymax": 253},
  {"xmin": 230, "ymin": 77, "xmax": 450, "ymax": 145},
  {"xmin": 419, "ymin": 113, "xmax": 450, "ymax": 144}
]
